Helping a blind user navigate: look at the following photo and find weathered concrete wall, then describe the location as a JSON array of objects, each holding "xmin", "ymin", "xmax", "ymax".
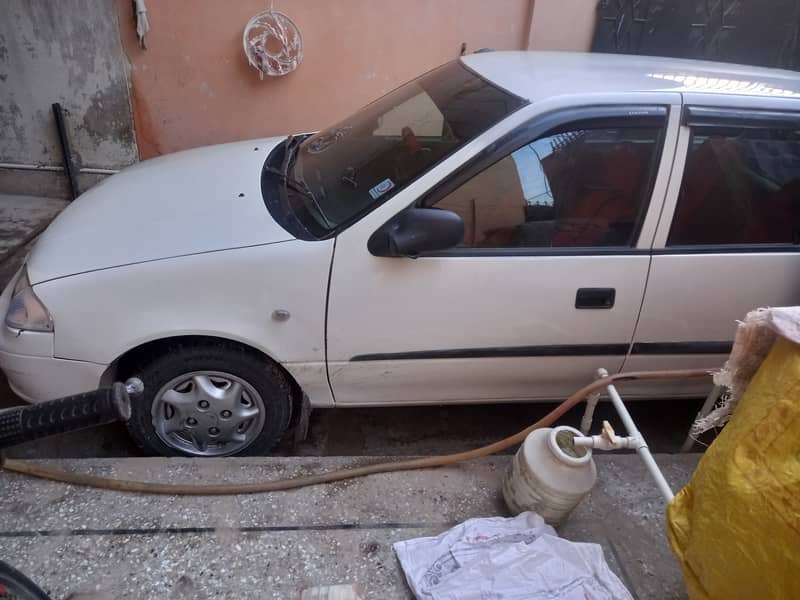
[{"xmin": 0, "ymin": 0, "xmax": 138, "ymax": 197}]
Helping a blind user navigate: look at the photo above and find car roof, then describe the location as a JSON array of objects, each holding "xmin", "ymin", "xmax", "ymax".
[{"xmin": 461, "ymin": 51, "xmax": 800, "ymax": 102}]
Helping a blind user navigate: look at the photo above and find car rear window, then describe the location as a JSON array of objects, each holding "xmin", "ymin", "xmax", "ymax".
[{"xmin": 669, "ymin": 127, "xmax": 800, "ymax": 246}]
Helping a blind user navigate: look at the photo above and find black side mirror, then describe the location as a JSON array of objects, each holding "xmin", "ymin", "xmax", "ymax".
[{"xmin": 368, "ymin": 207, "xmax": 464, "ymax": 257}]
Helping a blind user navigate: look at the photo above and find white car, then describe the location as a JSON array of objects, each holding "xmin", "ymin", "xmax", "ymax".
[{"xmin": 2, "ymin": 52, "xmax": 799, "ymax": 457}]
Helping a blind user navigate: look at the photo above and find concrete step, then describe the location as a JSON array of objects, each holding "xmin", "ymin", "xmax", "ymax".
[
  {"xmin": 0, "ymin": 194, "xmax": 67, "ymax": 256},
  {"xmin": 0, "ymin": 194, "xmax": 68, "ymax": 286},
  {"xmin": 0, "ymin": 454, "xmax": 697, "ymax": 599}
]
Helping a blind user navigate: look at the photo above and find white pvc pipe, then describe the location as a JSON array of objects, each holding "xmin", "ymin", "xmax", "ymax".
[
  {"xmin": 635, "ymin": 446, "xmax": 675, "ymax": 503},
  {"xmin": 597, "ymin": 368, "xmax": 675, "ymax": 502},
  {"xmin": 573, "ymin": 434, "xmax": 639, "ymax": 451}
]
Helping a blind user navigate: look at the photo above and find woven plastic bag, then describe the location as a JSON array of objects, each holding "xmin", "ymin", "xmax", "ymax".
[{"xmin": 667, "ymin": 337, "xmax": 800, "ymax": 599}]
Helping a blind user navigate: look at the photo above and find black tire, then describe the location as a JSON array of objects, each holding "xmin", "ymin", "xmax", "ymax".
[
  {"xmin": 0, "ymin": 560, "xmax": 51, "ymax": 599},
  {"xmin": 124, "ymin": 341, "xmax": 292, "ymax": 457}
]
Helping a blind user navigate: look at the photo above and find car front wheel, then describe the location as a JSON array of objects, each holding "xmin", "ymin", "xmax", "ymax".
[{"xmin": 125, "ymin": 342, "xmax": 292, "ymax": 457}]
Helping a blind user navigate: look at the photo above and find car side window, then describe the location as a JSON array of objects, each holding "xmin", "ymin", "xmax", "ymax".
[
  {"xmin": 668, "ymin": 127, "xmax": 800, "ymax": 246},
  {"xmin": 431, "ymin": 124, "xmax": 663, "ymax": 249}
]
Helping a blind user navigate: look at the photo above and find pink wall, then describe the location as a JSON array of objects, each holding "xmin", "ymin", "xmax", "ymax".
[
  {"xmin": 526, "ymin": 0, "xmax": 596, "ymax": 51},
  {"xmin": 117, "ymin": 0, "xmax": 533, "ymax": 159}
]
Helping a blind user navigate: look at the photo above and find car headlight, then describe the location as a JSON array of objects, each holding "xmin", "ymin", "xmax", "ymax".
[{"xmin": 5, "ymin": 268, "xmax": 54, "ymax": 332}]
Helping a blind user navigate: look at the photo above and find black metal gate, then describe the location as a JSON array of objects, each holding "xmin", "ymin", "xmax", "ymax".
[{"xmin": 592, "ymin": 0, "xmax": 800, "ymax": 70}]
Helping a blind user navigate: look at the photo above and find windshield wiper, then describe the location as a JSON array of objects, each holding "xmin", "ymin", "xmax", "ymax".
[
  {"xmin": 264, "ymin": 136, "xmax": 305, "ymax": 189},
  {"xmin": 264, "ymin": 165, "xmax": 316, "ymax": 199},
  {"xmin": 263, "ymin": 136, "xmax": 316, "ymax": 198},
  {"xmin": 281, "ymin": 134, "xmax": 302, "ymax": 173},
  {"xmin": 271, "ymin": 135, "xmax": 335, "ymax": 230}
]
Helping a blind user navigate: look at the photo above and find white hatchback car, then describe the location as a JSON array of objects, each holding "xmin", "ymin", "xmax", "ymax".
[{"xmin": 2, "ymin": 52, "xmax": 799, "ymax": 456}]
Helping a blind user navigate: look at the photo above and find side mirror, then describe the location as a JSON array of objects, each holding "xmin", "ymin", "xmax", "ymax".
[{"xmin": 368, "ymin": 207, "xmax": 464, "ymax": 257}]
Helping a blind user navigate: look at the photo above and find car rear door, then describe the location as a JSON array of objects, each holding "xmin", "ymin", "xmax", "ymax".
[
  {"xmin": 326, "ymin": 97, "xmax": 682, "ymax": 405},
  {"xmin": 625, "ymin": 95, "xmax": 800, "ymax": 397}
]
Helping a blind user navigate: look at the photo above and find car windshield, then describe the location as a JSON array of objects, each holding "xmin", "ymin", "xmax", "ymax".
[{"xmin": 262, "ymin": 60, "xmax": 526, "ymax": 239}]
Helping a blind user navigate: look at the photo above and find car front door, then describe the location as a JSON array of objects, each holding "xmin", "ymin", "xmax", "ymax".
[
  {"xmin": 326, "ymin": 99, "xmax": 681, "ymax": 405},
  {"xmin": 625, "ymin": 97, "xmax": 800, "ymax": 398}
]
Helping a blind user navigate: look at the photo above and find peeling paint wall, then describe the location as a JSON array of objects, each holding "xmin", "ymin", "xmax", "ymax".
[
  {"xmin": 0, "ymin": 0, "xmax": 138, "ymax": 197},
  {"xmin": 117, "ymin": 0, "xmax": 532, "ymax": 159}
]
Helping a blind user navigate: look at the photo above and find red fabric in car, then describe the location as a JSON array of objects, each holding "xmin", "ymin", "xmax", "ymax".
[{"xmin": 550, "ymin": 142, "xmax": 647, "ymax": 246}]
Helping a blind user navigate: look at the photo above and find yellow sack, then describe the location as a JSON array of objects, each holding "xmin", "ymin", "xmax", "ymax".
[{"xmin": 667, "ymin": 337, "xmax": 800, "ymax": 599}]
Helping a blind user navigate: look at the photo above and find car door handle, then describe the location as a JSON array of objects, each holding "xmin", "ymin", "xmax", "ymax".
[{"xmin": 575, "ymin": 288, "xmax": 616, "ymax": 309}]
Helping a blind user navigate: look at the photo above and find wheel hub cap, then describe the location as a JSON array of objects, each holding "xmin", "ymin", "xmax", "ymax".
[{"xmin": 151, "ymin": 371, "xmax": 266, "ymax": 457}]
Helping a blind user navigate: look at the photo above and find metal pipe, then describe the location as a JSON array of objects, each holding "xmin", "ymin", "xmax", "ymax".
[
  {"xmin": 680, "ymin": 385, "xmax": 724, "ymax": 452},
  {"xmin": 80, "ymin": 167, "xmax": 119, "ymax": 175},
  {"xmin": 124, "ymin": 377, "xmax": 145, "ymax": 397},
  {"xmin": 597, "ymin": 368, "xmax": 675, "ymax": 502},
  {"xmin": 52, "ymin": 102, "xmax": 81, "ymax": 200},
  {"xmin": 580, "ymin": 390, "xmax": 601, "ymax": 434},
  {"xmin": 0, "ymin": 162, "xmax": 120, "ymax": 175},
  {"xmin": 0, "ymin": 162, "xmax": 63, "ymax": 172}
]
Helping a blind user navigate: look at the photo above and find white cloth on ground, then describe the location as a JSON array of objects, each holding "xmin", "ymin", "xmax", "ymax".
[{"xmin": 393, "ymin": 512, "xmax": 633, "ymax": 599}]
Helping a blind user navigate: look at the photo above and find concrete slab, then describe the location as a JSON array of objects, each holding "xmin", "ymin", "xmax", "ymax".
[
  {"xmin": 0, "ymin": 454, "xmax": 698, "ymax": 599},
  {"xmin": 0, "ymin": 194, "xmax": 67, "ymax": 258},
  {"xmin": 0, "ymin": 194, "xmax": 67, "ymax": 290}
]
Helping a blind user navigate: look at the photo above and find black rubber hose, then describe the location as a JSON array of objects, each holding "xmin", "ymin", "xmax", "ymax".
[{"xmin": 0, "ymin": 383, "xmax": 131, "ymax": 450}]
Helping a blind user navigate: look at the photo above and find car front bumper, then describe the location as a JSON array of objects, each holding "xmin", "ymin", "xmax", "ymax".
[
  {"xmin": 0, "ymin": 268, "xmax": 105, "ymax": 402},
  {"xmin": 0, "ymin": 350, "xmax": 106, "ymax": 402}
]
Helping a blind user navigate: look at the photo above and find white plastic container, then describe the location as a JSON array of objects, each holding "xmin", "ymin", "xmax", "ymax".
[{"xmin": 502, "ymin": 425, "xmax": 597, "ymax": 526}]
